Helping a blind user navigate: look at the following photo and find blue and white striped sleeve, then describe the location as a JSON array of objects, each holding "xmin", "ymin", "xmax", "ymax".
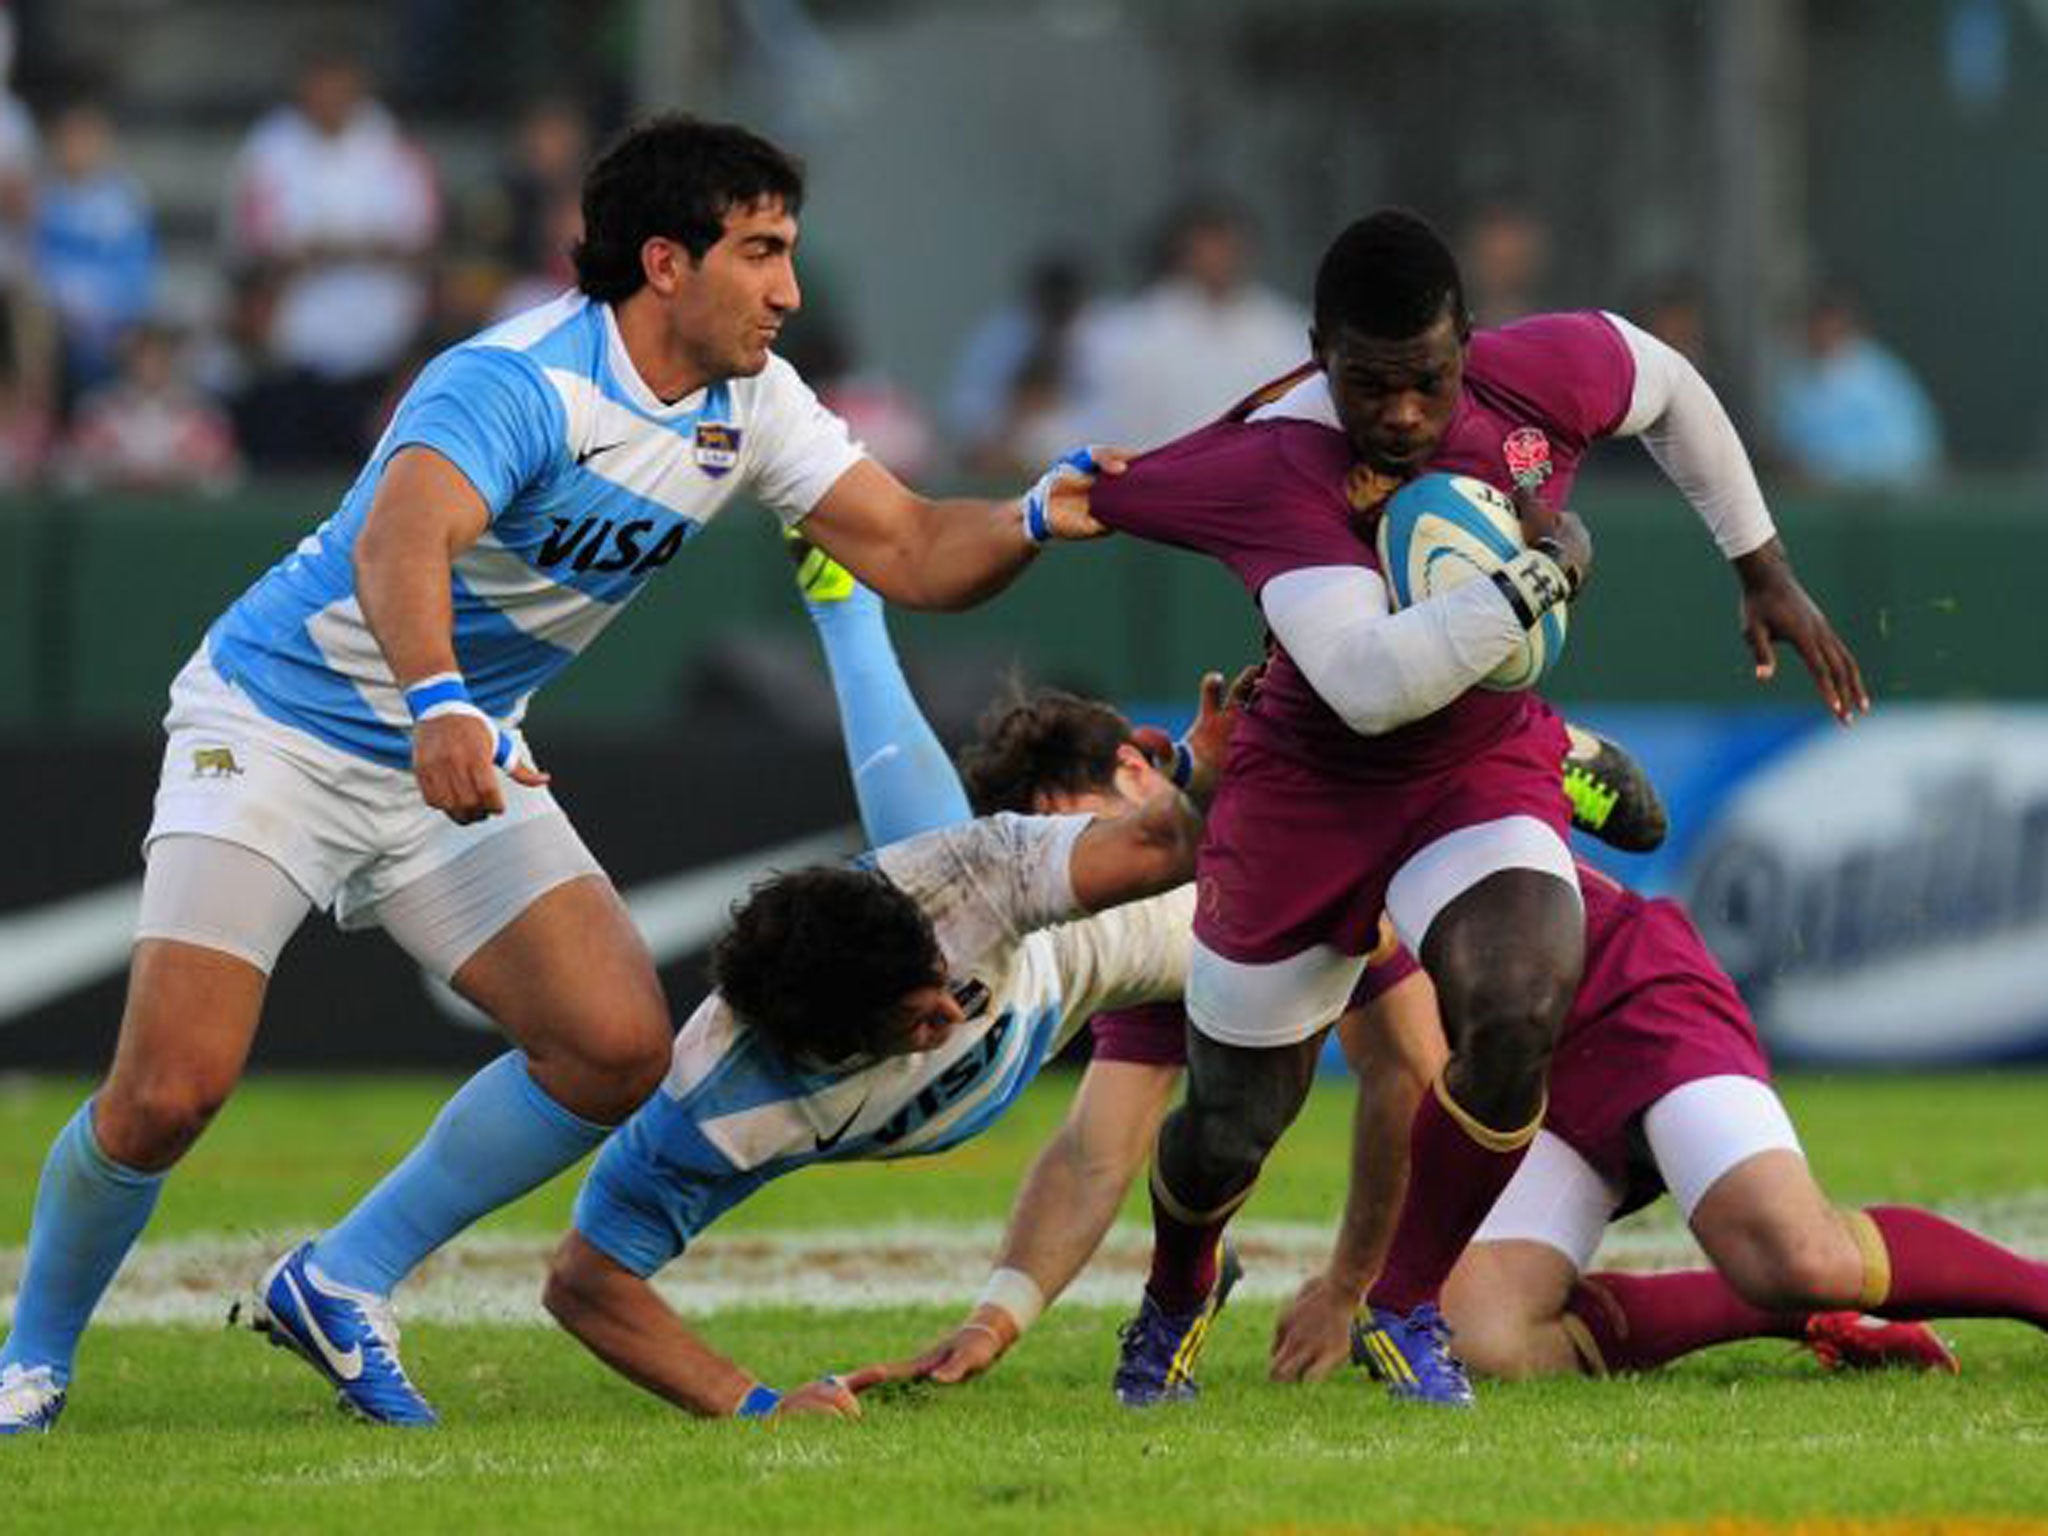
[{"xmin": 384, "ymin": 346, "xmax": 567, "ymax": 519}]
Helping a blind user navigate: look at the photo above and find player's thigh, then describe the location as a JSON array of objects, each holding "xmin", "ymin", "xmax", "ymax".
[
  {"xmin": 1386, "ymin": 813, "xmax": 1580, "ymax": 962},
  {"xmin": 1687, "ymin": 1150, "xmax": 1863, "ymax": 1308},
  {"xmin": 1647, "ymin": 1075, "xmax": 1859, "ymax": 1307},
  {"xmin": 1180, "ymin": 1024, "xmax": 1323, "ymax": 1156},
  {"xmin": 445, "ymin": 873, "xmax": 669, "ymax": 1081},
  {"xmin": 1189, "ymin": 936, "xmax": 1367, "ymax": 1049},
  {"xmin": 1442, "ymin": 1240, "xmax": 1582, "ymax": 1380},
  {"xmin": 100, "ymin": 836, "xmax": 314, "ymax": 1167}
]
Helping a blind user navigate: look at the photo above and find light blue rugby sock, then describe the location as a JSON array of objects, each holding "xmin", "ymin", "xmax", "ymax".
[
  {"xmin": 805, "ymin": 580, "xmax": 971, "ymax": 845},
  {"xmin": 0, "ymin": 1099, "xmax": 164, "ymax": 1384},
  {"xmin": 310, "ymin": 1052, "xmax": 608, "ymax": 1297}
]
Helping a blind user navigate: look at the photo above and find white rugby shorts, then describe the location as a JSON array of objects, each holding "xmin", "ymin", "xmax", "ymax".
[{"xmin": 143, "ymin": 649, "xmax": 601, "ymax": 969}]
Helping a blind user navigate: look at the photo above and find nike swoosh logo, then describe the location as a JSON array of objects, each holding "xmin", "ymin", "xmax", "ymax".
[
  {"xmin": 283, "ymin": 1270, "xmax": 364, "ymax": 1381},
  {"xmin": 575, "ymin": 439, "xmax": 628, "ymax": 466},
  {"xmin": 814, "ymin": 1091, "xmax": 871, "ymax": 1152}
]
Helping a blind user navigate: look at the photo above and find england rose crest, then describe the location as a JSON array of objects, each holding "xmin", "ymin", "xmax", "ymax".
[{"xmin": 1503, "ymin": 426, "xmax": 1553, "ymax": 490}]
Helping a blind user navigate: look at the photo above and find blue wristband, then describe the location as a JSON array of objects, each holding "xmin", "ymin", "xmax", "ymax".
[
  {"xmin": 403, "ymin": 673, "xmax": 471, "ymax": 720},
  {"xmin": 406, "ymin": 672, "xmax": 518, "ymax": 770},
  {"xmin": 1021, "ymin": 446, "xmax": 1098, "ymax": 545},
  {"xmin": 735, "ymin": 1383, "xmax": 781, "ymax": 1419},
  {"xmin": 1169, "ymin": 740, "xmax": 1195, "ymax": 791}
]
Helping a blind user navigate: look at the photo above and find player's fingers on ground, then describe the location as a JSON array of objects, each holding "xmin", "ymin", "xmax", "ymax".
[
  {"xmin": 929, "ymin": 1334, "xmax": 999, "ymax": 1384},
  {"xmin": 841, "ymin": 1360, "xmax": 912, "ymax": 1394},
  {"xmin": 509, "ymin": 758, "xmax": 551, "ymax": 788}
]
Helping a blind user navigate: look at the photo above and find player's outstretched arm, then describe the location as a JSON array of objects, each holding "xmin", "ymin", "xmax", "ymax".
[
  {"xmin": 798, "ymin": 449, "xmax": 1114, "ymax": 612},
  {"xmin": 1733, "ymin": 537, "xmax": 1870, "ymax": 724},
  {"xmin": 858, "ymin": 1058, "xmax": 1181, "ymax": 1389},
  {"xmin": 543, "ymin": 1232, "xmax": 861, "ymax": 1421},
  {"xmin": 1270, "ymin": 977, "xmax": 1446, "ymax": 1383},
  {"xmin": 357, "ymin": 446, "xmax": 550, "ymax": 823},
  {"xmin": 1065, "ymin": 666, "xmax": 1250, "ymax": 911},
  {"xmin": 1603, "ymin": 312, "xmax": 1869, "ymax": 724}
]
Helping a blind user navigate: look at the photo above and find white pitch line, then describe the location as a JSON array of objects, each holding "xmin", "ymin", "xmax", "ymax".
[{"xmin": 8, "ymin": 1191, "xmax": 2048, "ymax": 1328}]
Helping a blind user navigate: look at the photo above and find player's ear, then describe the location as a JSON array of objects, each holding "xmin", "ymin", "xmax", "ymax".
[{"xmin": 640, "ymin": 236, "xmax": 687, "ymax": 295}]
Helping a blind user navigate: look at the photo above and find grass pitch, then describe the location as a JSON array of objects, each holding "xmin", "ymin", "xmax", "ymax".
[{"xmin": 4, "ymin": 1070, "xmax": 2048, "ymax": 1534}]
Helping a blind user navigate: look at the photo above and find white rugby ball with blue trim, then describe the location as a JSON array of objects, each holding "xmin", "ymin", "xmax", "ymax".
[{"xmin": 1374, "ymin": 472, "xmax": 1567, "ymax": 691}]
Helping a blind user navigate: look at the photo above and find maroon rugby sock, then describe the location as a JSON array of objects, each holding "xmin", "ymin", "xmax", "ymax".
[
  {"xmin": 1563, "ymin": 1271, "xmax": 1802, "ymax": 1373},
  {"xmin": 1144, "ymin": 1168, "xmax": 1225, "ymax": 1314},
  {"xmin": 1862, "ymin": 1206, "xmax": 2048, "ymax": 1327},
  {"xmin": 1367, "ymin": 1079, "xmax": 1539, "ymax": 1315}
]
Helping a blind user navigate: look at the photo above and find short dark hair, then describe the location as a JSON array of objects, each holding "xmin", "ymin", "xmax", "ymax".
[
  {"xmin": 1313, "ymin": 208, "xmax": 1469, "ymax": 343},
  {"xmin": 573, "ymin": 113, "xmax": 806, "ymax": 304},
  {"xmin": 711, "ymin": 865, "xmax": 941, "ymax": 1068},
  {"xmin": 957, "ymin": 686, "xmax": 1130, "ymax": 815}
]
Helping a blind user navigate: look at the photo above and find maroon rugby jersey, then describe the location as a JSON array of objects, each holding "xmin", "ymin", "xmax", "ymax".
[{"xmin": 1091, "ymin": 312, "xmax": 1635, "ymax": 781}]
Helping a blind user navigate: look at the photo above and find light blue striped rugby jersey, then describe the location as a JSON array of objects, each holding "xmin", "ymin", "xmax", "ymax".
[
  {"xmin": 571, "ymin": 813, "xmax": 1196, "ymax": 1278},
  {"xmin": 207, "ymin": 290, "xmax": 865, "ymax": 767}
]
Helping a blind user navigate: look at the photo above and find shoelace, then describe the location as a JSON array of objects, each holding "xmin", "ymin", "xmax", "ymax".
[
  {"xmin": 0, "ymin": 1363, "xmax": 58, "ymax": 1401},
  {"xmin": 1405, "ymin": 1306, "xmax": 1468, "ymax": 1373},
  {"xmin": 353, "ymin": 1296, "xmax": 427, "ymax": 1390}
]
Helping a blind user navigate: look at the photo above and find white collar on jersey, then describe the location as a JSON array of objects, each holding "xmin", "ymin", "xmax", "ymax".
[
  {"xmin": 601, "ymin": 301, "xmax": 715, "ymax": 418},
  {"xmin": 1246, "ymin": 370, "xmax": 1341, "ymax": 430}
]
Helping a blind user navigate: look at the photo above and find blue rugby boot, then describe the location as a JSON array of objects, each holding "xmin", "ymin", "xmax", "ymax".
[
  {"xmin": 1112, "ymin": 1241, "xmax": 1244, "ymax": 1408},
  {"xmin": 251, "ymin": 1243, "xmax": 438, "ymax": 1426},
  {"xmin": 0, "ymin": 1363, "xmax": 66, "ymax": 1434},
  {"xmin": 1352, "ymin": 1302, "xmax": 1475, "ymax": 1407}
]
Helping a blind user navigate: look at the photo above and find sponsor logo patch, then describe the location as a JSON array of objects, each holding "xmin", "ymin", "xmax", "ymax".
[{"xmin": 694, "ymin": 423, "xmax": 742, "ymax": 478}]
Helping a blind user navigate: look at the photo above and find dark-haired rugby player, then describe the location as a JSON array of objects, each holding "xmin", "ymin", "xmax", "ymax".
[{"xmin": 1086, "ymin": 206, "xmax": 1867, "ymax": 1405}]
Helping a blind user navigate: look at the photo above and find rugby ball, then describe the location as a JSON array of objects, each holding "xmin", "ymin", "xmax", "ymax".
[{"xmin": 1375, "ymin": 472, "xmax": 1567, "ymax": 691}]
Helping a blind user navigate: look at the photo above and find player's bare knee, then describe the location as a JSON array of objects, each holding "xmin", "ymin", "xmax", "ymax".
[
  {"xmin": 1756, "ymin": 1237, "xmax": 1858, "ymax": 1311},
  {"xmin": 1717, "ymin": 1215, "xmax": 1858, "ymax": 1311},
  {"xmin": 565, "ymin": 1026, "xmax": 668, "ymax": 1121},
  {"xmin": 1449, "ymin": 1317, "xmax": 1533, "ymax": 1381},
  {"xmin": 542, "ymin": 1237, "xmax": 596, "ymax": 1324},
  {"xmin": 95, "ymin": 1074, "xmax": 230, "ymax": 1170}
]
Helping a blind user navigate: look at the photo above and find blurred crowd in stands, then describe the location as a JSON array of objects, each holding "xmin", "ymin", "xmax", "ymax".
[{"xmin": 0, "ymin": 18, "xmax": 1954, "ymax": 498}]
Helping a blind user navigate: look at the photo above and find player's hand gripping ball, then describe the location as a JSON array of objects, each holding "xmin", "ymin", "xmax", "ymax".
[{"xmin": 1375, "ymin": 472, "xmax": 1569, "ymax": 690}]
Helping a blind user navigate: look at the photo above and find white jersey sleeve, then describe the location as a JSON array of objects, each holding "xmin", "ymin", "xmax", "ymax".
[
  {"xmin": 870, "ymin": 812, "xmax": 1092, "ymax": 974},
  {"xmin": 1040, "ymin": 884, "xmax": 1196, "ymax": 1047},
  {"xmin": 740, "ymin": 355, "xmax": 867, "ymax": 524},
  {"xmin": 1261, "ymin": 564, "xmax": 1527, "ymax": 735},
  {"xmin": 1604, "ymin": 310, "xmax": 1776, "ymax": 559}
]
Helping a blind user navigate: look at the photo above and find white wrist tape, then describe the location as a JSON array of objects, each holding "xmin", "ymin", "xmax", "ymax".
[
  {"xmin": 1490, "ymin": 547, "xmax": 1573, "ymax": 629},
  {"xmin": 976, "ymin": 1267, "xmax": 1046, "ymax": 1333}
]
